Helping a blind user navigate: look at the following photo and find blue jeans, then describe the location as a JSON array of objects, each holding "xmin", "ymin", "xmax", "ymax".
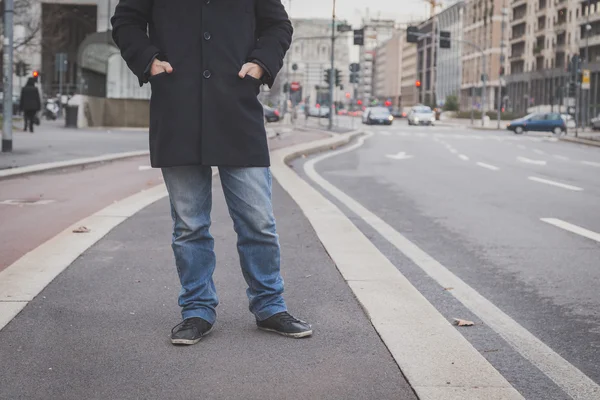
[{"xmin": 161, "ymin": 166, "xmax": 287, "ymax": 324}]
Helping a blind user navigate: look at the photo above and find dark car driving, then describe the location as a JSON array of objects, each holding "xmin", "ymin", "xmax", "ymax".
[
  {"xmin": 262, "ymin": 104, "xmax": 280, "ymax": 123},
  {"xmin": 363, "ymin": 107, "xmax": 394, "ymax": 125},
  {"xmin": 507, "ymin": 112, "xmax": 566, "ymax": 135}
]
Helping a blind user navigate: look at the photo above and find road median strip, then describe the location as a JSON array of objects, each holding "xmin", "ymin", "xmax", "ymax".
[{"xmin": 271, "ymin": 133, "xmax": 525, "ymax": 400}]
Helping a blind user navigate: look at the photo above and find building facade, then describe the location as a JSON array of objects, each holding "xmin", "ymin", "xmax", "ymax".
[
  {"xmin": 357, "ymin": 18, "xmax": 396, "ymax": 104},
  {"xmin": 278, "ymin": 18, "xmax": 351, "ymax": 108},
  {"xmin": 373, "ymin": 32, "xmax": 402, "ymax": 106},
  {"xmin": 505, "ymin": 0, "xmax": 580, "ymax": 115},
  {"xmin": 461, "ymin": 0, "xmax": 509, "ymax": 112},
  {"xmin": 436, "ymin": 1, "xmax": 465, "ymax": 107},
  {"xmin": 401, "ymin": 34, "xmax": 419, "ymax": 107}
]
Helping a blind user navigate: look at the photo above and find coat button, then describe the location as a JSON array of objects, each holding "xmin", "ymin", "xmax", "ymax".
[
  {"xmin": 204, "ymin": 32, "xmax": 211, "ymax": 40},
  {"xmin": 203, "ymin": 70, "xmax": 211, "ymax": 78}
]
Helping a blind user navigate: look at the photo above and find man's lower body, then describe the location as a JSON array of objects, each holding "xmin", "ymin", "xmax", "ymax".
[
  {"xmin": 23, "ymin": 111, "xmax": 36, "ymax": 133},
  {"xmin": 162, "ymin": 165, "xmax": 311, "ymax": 345}
]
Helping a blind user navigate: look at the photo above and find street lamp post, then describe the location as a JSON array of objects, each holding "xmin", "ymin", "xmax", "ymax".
[
  {"xmin": 497, "ymin": 4, "xmax": 507, "ymax": 130},
  {"xmin": 328, "ymin": 0, "xmax": 336, "ymax": 130},
  {"xmin": 2, "ymin": 0, "xmax": 14, "ymax": 152}
]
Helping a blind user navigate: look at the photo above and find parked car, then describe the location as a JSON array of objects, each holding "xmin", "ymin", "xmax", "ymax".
[
  {"xmin": 507, "ymin": 112, "xmax": 566, "ymax": 135},
  {"xmin": 407, "ymin": 105, "xmax": 435, "ymax": 126},
  {"xmin": 262, "ymin": 104, "xmax": 280, "ymax": 123},
  {"xmin": 308, "ymin": 105, "xmax": 330, "ymax": 118},
  {"xmin": 362, "ymin": 106, "xmax": 394, "ymax": 125},
  {"xmin": 591, "ymin": 114, "xmax": 600, "ymax": 130}
]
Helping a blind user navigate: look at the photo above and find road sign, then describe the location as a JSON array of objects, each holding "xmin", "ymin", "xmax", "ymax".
[
  {"xmin": 582, "ymin": 69, "xmax": 590, "ymax": 90},
  {"xmin": 290, "ymin": 82, "xmax": 300, "ymax": 91},
  {"xmin": 349, "ymin": 62, "xmax": 360, "ymax": 73}
]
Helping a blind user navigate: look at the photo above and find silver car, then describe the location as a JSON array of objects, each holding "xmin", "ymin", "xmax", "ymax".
[{"xmin": 407, "ymin": 106, "xmax": 435, "ymax": 126}]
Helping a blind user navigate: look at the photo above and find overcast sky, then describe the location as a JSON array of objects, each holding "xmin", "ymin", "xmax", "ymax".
[{"xmin": 286, "ymin": 0, "xmax": 431, "ymax": 26}]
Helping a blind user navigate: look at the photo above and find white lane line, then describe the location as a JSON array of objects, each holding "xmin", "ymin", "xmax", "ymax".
[
  {"xmin": 581, "ymin": 161, "xmax": 600, "ymax": 167},
  {"xmin": 476, "ymin": 162, "xmax": 500, "ymax": 171},
  {"xmin": 553, "ymin": 155, "xmax": 569, "ymax": 161},
  {"xmin": 533, "ymin": 149, "xmax": 545, "ymax": 155},
  {"xmin": 528, "ymin": 177, "xmax": 584, "ymax": 191},
  {"xmin": 541, "ymin": 218, "xmax": 600, "ymax": 243},
  {"xmin": 303, "ymin": 135, "xmax": 598, "ymax": 400},
  {"xmin": 386, "ymin": 152, "xmax": 414, "ymax": 160},
  {"xmin": 458, "ymin": 154, "xmax": 469, "ymax": 161},
  {"xmin": 449, "ymin": 149, "xmax": 458, "ymax": 154},
  {"xmin": 517, "ymin": 156, "xmax": 546, "ymax": 166}
]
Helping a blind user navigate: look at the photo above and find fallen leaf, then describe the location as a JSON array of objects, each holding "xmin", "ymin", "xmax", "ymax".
[
  {"xmin": 72, "ymin": 226, "xmax": 90, "ymax": 233},
  {"xmin": 453, "ymin": 318, "xmax": 474, "ymax": 327}
]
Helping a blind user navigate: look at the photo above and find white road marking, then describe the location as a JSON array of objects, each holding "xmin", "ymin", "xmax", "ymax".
[
  {"xmin": 302, "ymin": 135, "xmax": 600, "ymax": 400},
  {"xmin": 138, "ymin": 165, "xmax": 153, "ymax": 171},
  {"xmin": 517, "ymin": 156, "xmax": 546, "ymax": 166},
  {"xmin": 528, "ymin": 177, "xmax": 584, "ymax": 191},
  {"xmin": 533, "ymin": 149, "xmax": 545, "ymax": 155},
  {"xmin": 0, "ymin": 199, "xmax": 56, "ymax": 206},
  {"xmin": 553, "ymin": 155, "xmax": 569, "ymax": 161},
  {"xmin": 581, "ymin": 161, "xmax": 600, "ymax": 168},
  {"xmin": 449, "ymin": 149, "xmax": 458, "ymax": 154},
  {"xmin": 545, "ymin": 137, "xmax": 559, "ymax": 142},
  {"xmin": 476, "ymin": 162, "xmax": 500, "ymax": 171},
  {"xmin": 541, "ymin": 218, "xmax": 600, "ymax": 243},
  {"xmin": 386, "ymin": 152, "xmax": 414, "ymax": 160},
  {"xmin": 458, "ymin": 154, "xmax": 469, "ymax": 161}
]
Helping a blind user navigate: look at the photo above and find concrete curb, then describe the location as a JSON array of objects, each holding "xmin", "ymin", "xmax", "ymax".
[
  {"xmin": 0, "ymin": 150, "xmax": 150, "ymax": 180},
  {"xmin": 271, "ymin": 132, "xmax": 524, "ymax": 399},
  {"xmin": 560, "ymin": 136, "xmax": 600, "ymax": 147}
]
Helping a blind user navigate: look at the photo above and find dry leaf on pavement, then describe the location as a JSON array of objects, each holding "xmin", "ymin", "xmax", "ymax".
[
  {"xmin": 72, "ymin": 226, "xmax": 90, "ymax": 233},
  {"xmin": 453, "ymin": 318, "xmax": 474, "ymax": 327}
]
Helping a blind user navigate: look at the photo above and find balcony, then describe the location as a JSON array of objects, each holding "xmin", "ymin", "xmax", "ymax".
[
  {"xmin": 510, "ymin": 34, "xmax": 526, "ymax": 44},
  {"xmin": 535, "ymin": 24, "xmax": 546, "ymax": 34},
  {"xmin": 555, "ymin": 20, "xmax": 567, "ymax": 32},
  {"xmin": 578, "ymin": 11, "xmax": 600, "ymax": 25},
  {"xmin": 582, "ymin": 33, "xmax": 600, "ymax": 48},
  {"xmin": 512, "ymin": 16, "xmax": 527, "ymax": 26},
  {"xmin": 555, "ymin": 42, "xmax": 567, "ymax": 52},
  {"xmin": 510, "ymin": 52, "xmax": 525, "ymax": 61},
  {"xmin": 512, "ymin": 0, "xmax": 527, "ymax": 7}
]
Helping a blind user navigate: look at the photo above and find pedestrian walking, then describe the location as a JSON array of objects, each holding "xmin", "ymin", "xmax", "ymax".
[
  {"xmin": 112, "ymin": 0, "xmax": 312, "ymax": 345},
  {"xmin": 19, "ymin": 78, "xmax": 41, "ymax": 133}
]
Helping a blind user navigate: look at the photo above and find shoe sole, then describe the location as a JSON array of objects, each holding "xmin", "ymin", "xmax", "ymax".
[
  {"xmin": 257, "ymin": 326, "xmax": 313, "ymax": 338},
  {"xmin": 170, "ymin": 326, "xmax": 213, "ymax": 345}
]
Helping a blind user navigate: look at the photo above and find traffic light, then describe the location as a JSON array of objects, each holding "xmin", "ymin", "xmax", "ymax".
[
  {"xmin": 384, "ymin": 100, "xmax": 392, "ymax": 107},
  {"xmin": 335, "ymin": 69, "xmax": 341, "ymax": 87},
  {"xmin": 407, "ymin": 26, "xmax": 419, "ymax": 43},
  {"xmin": 349, "ymin": 72, "xmax": 359, "ymax": 83},
  {"xmin": 353, "ymin": 29, "xmax": 364, "ymax": 46},
  {"xmin": 357, "ymin": 100, "xmax": 363, "ymax": 105},
  {"xmin": 415, "ymin": 80, "xmax": 421, "ymax": 88},
  {"xmin": 568, "ymin": 82, "xmax": 576, "ymax": 97},
  {"xmin": 440, "ymin": 31, "xmax": 451, "ymax": 49},
  {"xmin": 324, "ymin": 69, "xmax": 331, "ymax": 85},
  {"xmin": 32, "ymin": 70, "xmax": 39, "ymax": 82},
  {"xmin": 15, "ymin": 61, "xmax": 30, "ymax": 77}
]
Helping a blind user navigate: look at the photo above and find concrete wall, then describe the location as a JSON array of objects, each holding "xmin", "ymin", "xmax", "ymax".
[{"xmin": 75, "ymin": 95, "xmax": 149, "ymax": 128}]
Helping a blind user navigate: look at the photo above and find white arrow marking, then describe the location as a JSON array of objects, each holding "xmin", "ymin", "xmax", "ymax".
[
  {"xmin": 386, "ymin": 152, "xmax": 414, "ymax": 160},
  {"xmin": 517, "ymin": 156, "xmax": 546, "ymax": 165}
]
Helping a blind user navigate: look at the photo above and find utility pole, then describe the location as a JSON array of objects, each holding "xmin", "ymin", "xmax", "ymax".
[
  {"xmin": 585, "ymin": 0, "xmax": 591, "ymax": 129},
  {"xmin": 328, "ymin": 0, "xmax": 336, "ymax": 130},
  {"xmin": 497, "ymin": 3, "xmax": 507, "ymax": 129},
  {"xmin": 2, "ymin": 0, "xmax": 14, "ymax": 152}
]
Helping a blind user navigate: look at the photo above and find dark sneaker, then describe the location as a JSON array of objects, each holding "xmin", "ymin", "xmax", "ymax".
[
  {"xmin": 257, "ymin": 312, "xmax": 312, "ymax": 338},
  {"xmin": 170, "ymin": 317, "xmax": 213, "ymax": 345}
]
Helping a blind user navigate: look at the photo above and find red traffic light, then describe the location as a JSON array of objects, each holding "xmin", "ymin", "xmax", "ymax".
[
  {"xmin": 415, "ymin": 80, "xmax": 421, "ymax": 88},
  {"xmin": 345, "ymin": 92, "xmax": 351, "ymax": 99},
  {"xmin": 384, "ymin": 100, "xmax": 392, "ymax": 107},
  {"xmin": 32, "ymin": 70, "xmax": 39, "ymax": 78},
  {"xmin": 357, "ymin": 100, "xmax": 363, "ymax": 105},
  {"xmin": 316, "ymin": 103, "xmax": 321, "ymax": 108}
]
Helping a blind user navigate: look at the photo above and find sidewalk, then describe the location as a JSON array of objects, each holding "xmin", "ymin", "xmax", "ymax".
[{"xmin": 0, "ymin": 166, "xmax": 415, "ymax": 399}]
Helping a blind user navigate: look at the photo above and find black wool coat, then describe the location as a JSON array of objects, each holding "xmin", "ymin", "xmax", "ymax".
[{"xmin": 111, "ymin": 0, "xmax": 293, "ymax": 167}]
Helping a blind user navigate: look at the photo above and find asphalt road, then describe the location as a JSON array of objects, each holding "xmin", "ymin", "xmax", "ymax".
[{"xmin": 296, "ymin": 122, "xmax": 600, "ymax": 399}]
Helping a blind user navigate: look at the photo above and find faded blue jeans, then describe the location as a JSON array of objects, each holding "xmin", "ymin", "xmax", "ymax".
[{"xmin": 161, "ymin": 166, "xmax": 287, "ymax": 324}]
